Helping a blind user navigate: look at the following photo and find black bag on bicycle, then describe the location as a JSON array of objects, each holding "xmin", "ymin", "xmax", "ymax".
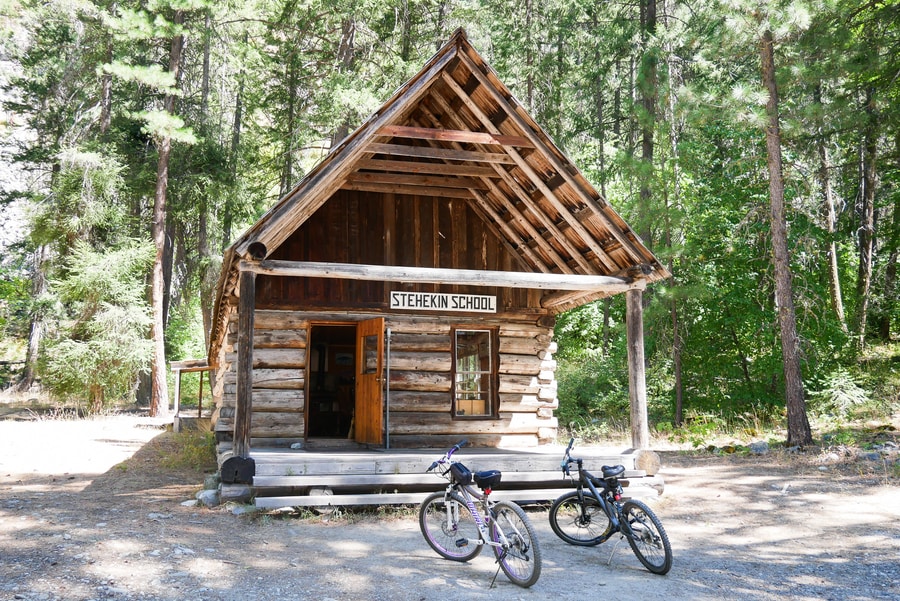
[{"xmin": 450, "ymin": 462, "xmax": 473, "ymax": 485}]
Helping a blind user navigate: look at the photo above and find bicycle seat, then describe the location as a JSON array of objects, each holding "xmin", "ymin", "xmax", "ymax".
[
  {"xmin": 601, "ymin": 465, "xmax": 625, "ymax": 479},
  {"xmin": 474, "ymin": 469, "xmax": 502, "ymax": 490}
]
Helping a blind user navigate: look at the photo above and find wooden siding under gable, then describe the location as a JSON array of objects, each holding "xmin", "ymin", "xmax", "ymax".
[
  {"xmin": 212, "ymin": 309, "xmax": 558, "ymax": 448},
  {"xmin": 255, "ymin": 189, "xmax": 537, "ymax": 312}
]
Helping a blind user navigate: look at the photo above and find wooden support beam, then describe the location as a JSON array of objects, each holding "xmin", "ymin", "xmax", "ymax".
[
  {"xmin": 240, "ymin": 259, "xmax": 639, "ymax": 293},
  {"xmin": 376, "ymin": 125, "xmax": 534, "ymax": 148},
  {"xmin": 626, "ymin": 289, "xmax": 649, "ymax": 449},
  {"xmin": 344, "ymin": 171, "xmax": 486, "ymax": 190},
  {"xmin": 341, "ymin": 180, "xmax": 477, "ymax": 199},
  {"xmin": 356, "ymin": 158, "xmax": 499, "ymax": 178},
  {"xmin": 234, "ymin": 270, "xmax": 256, "ymax": 460},
  {"xmin": 366, "ymin": 142, "xmax": 515, "ymax": 164}
]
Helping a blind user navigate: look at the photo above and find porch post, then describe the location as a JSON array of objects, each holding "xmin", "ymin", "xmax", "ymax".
[
  {"xmin": 626, "ymin": 288, "xmax": 650, "ymax": 449},
  {"xmin": 234, "ymin": 268, "xmax": 255, "ymax": 459}
]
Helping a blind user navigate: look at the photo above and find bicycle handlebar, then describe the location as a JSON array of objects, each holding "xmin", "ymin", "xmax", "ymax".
[
  {"xmin": 560, "ymin": 437, "xmax": 578, "ymax": 476},
  {"xmin": 426, "ymin": 439, "xmax": 468, "ymax": 472}
]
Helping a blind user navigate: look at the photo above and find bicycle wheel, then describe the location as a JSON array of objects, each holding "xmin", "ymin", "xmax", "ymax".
[
  {"xmin": 621, "ymin": 499, "xmax": 672, "ymax": 575},
  {"xmin": 548, "ymin": 490, "xmax": 613, "ymax": 546},
  {"xmin": 419, "ymin": 491, "xmax": 482, "ymax": 562},
  {"xmin": 489, "ymin": 501, "xmax": 541, "ymax": 588}
]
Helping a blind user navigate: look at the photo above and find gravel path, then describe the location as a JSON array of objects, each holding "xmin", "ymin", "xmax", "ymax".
[{"xmin": 1, "ymin": 416, "xmax": 899, "ymax": 601}]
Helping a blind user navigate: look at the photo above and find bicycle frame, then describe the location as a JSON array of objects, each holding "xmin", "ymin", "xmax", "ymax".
[
  {"xmin": 427, "ymin": 440, "xmax": 521, "ymax": 553},
  {"xmin": 438, "ymin": 470, "xmax": 518, "ymax": 552},
  {"xmin": 564, "ymin": 452, "xmax": 637, "ymax": 542}
]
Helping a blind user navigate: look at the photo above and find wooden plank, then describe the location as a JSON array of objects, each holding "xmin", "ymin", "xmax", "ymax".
[
  {"xmin": 376, "ymin": 125, "xmax": 534, "ymax": 148},
  {"xmin": 386, "ymin": 351, "xmax": 451, "ymax": 372},
  {"xmin": 253, "ymin": 329, "xmax": 307, "ymax": 349},
  {"xmin": 254, "ymin": 481, "xmax": 661, "ymax": 508},
  {"xmin": 252, "ymin": 310, "xmax": 308, "ymax": 330},
  {"xmin": 224, "ymin": 348, "xmax": 305, "ymax": 369},
  {"xmin": 366, "ymin": 142, "xmax": 515, "ymax": 164},
  {"xmin": 345, "ymin": 171, "xmax": 487, "ymax": 190},
  {"xmin": 223, "ymin": 369, "xmax": 304, "ymax": 389},
  {"xmin": 341, "ymin": 179, "xmax": 477, "ymax": 199},
  {"xmin": 356, "ymin": 158, "xmax": 499, "ymax": 178},
  {"xmin": 252, "ymin": 470, "xmax": 651, "ymax": 488},
  {"xmin": 388, "ymin": 370, "xmax": 451, "ymax": 392}
]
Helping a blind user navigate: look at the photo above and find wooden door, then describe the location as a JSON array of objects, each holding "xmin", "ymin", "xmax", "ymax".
[{"xmin": 355, "ymin": 317, "xmax": 384, "ymax": 445}]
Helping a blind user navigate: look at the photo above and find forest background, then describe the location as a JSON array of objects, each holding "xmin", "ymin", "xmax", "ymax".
[{"xmin": 1, "ymin": 0, "xmax": 899, "ymax": 447}]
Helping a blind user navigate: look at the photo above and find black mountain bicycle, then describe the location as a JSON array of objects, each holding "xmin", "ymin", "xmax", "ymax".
[
  {"xmin": 548, "ymin": 438, "xmax": 672, "ymax": 575},
  {"xmin": 419, "ymin": 440, "xmax": 542, "ymax": 588}
]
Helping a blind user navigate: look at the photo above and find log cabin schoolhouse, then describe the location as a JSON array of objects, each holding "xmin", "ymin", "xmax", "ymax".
[{"xmin": 206, "ymin": 28, "xmax": 670, "ymax": 507}]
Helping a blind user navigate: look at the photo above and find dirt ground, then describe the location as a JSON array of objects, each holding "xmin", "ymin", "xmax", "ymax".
[{"xmin": 1, "ymin": 414, "xmax": 899, "ymax": 601}]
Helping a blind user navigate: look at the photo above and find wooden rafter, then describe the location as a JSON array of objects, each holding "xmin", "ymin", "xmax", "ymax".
[
  {"xmin": 440, "ymin": 71, "xmax": 621, "ymax": 273},
  {"xmin": 376, "ymin": 125, "xmax": 533, "ymax": 148},
  {"xmin": 344, "ymin": 171, "xmax": 487, "ymax": 190},
  {"xmin": 411, "ymin": 99, "xmax": 565, "ymax": 275},
  {"xmin": 456, "ymin": 50, "xmax": 653, "ymax": 268},
  {"xmin": 356, "ymin": 158, "xmax": 498, "ymax": 178},
  {"xmin": 365, "ymin": 142, "xmax": 515, "ymax": 164}
]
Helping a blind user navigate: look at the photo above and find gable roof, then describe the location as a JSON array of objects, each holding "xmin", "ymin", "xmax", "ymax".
[{"xmin": 208, "ymin": 28, "xmax": 669, "ymax": 359}]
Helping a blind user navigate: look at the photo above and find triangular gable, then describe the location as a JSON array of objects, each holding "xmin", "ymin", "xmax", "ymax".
[{"xmin": 209, "ymin": 28, "xmax": 669, "ymax": 361}]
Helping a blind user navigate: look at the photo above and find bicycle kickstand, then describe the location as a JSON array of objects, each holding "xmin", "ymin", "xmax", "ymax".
[
  {"xmin": 489, "ymin": 550, "xmax": 506, "ymax": 588},
  {"xmin": 605, "ymin": 535, "xmax": 625, "ymax": 566}
]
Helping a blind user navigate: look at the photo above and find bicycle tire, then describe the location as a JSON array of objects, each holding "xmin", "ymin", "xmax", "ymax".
[
  {"xmin": 621, "ymin": 499, "xmax": 673, "ymax": 575},
  {"xmin": 489, "ymin": 501, "xmax": 541, "ymax": 588},
  {"xmin": 418, "ymin": 491, "xmax": 482, "ymax": 562},
  {"xmin": 548, "ymin": 490, "xmax": 613, "ymax": 546}
]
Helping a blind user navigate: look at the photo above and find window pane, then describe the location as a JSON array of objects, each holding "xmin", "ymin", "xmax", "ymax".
[{"xmin": 454, "ymin": 330, "xmax": 492, "ymax": 417}]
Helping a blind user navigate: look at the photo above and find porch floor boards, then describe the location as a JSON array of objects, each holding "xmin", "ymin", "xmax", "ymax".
[{"xmin": 217, "ymin": 443, "xmax": 664, "ymax": 508}]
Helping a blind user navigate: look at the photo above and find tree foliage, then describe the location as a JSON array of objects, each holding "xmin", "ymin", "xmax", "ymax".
[{"xmin": 2, "ymin": 0, "xmax": 899, "ymax": 432}]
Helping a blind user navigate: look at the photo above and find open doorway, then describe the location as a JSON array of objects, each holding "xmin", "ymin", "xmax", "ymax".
[{"xmin": 307, "ymin": 324, "xmax": 356, "ymax": 439}]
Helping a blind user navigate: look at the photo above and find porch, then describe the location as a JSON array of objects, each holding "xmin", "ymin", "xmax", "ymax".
[{"xmin": 215, "ymin": 442, "xmax": 665, "ymax": 509}]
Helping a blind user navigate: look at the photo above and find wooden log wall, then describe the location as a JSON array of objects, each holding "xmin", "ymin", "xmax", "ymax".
[{"xmin": 211, "ymin": 309, "xmax": 559, "ymax": 448}]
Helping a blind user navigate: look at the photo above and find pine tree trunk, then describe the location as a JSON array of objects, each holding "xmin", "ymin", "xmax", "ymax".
[
  {"xmin": 760, "ymin": 30, "xmax": 812, "ymax": 447},
  {"xmin": 16, "ymin": 245, "xmax": 49, "ymax": 392},
  {"xmin": 149, "ymin": 9, "xmax": 185, "ymax": 417}
]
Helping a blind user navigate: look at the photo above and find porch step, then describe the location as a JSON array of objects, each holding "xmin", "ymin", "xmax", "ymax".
[
  {"xmin": 251, "ymin": 470, "xmax": 647, "ymax": 488},
  {"xmin": 250, "ymin": 472, "xmax": 663, "ymax": 509},
  {"xmin": 254, "ymin": 481, "xmax": 661, "ymax": 509}
]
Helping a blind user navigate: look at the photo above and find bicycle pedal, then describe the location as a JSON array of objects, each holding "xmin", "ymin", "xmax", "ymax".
[{"xmin": 455, "ymin": 538, "xmax": 469, "ymax": 548}]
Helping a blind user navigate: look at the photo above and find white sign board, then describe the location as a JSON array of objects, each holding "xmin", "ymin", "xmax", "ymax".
[{"xmin": 390, "ymin": 291, "xmax": 497, "ymax": 313}]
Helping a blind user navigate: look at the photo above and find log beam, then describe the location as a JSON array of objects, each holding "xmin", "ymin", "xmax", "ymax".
[
  {"xmin": 240, "ymin": 260, "xmax": 639, "ymax": 293},
  {"xmin": 626, "ymin": 289, "xmax": 649, "ymax": 449},
  {"xmin": 234, "ymin": 270, "xmax": 256, "ymax": 461}
]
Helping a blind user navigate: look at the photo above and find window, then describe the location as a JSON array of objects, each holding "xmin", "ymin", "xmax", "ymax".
[{"xmin": 452, "ymin": 328, "xmax": 498, "ymax": 418}]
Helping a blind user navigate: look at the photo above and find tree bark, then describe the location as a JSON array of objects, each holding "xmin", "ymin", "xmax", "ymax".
[
  {"xmin": 760, "ymin": 30, "xmax": 811, "ymax": 447},
  {"xmin": 149, "ymin": 9, "xmax": 185, "ymax": 417},
  {"xmin": 16, "ymin": 245, "xmax": 49, "ymax": 392}
]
